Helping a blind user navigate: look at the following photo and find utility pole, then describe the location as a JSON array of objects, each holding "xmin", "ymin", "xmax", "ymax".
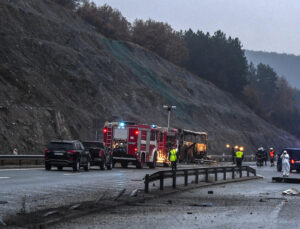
[{"xmin": 163, "ymin": 105, "xmax": 176, "ymax": 131}]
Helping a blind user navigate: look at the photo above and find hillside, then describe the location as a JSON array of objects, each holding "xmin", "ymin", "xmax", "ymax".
[
  {"xmin": 0, "ymin": 0, "xmax": 300, "ymax": 155},
  {"xmin": 245, "ymin": 50, "xmax": 300, "ymax": 89}
]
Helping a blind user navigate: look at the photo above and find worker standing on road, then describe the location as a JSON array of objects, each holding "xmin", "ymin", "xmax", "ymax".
[
  {"xmin": 235, "ymin": 147, "xmax": 244, "ymax": 169},
  {"xmin": 169, "ymin": 147, "xmax": 177, "ymax": 171},
  {"xmin": 269, "ymin": 148, "xmax": 275, "ymax": 167},
  {"xmin": 281, "ymin": 150, "xmax": 290, "ymax": 177}
]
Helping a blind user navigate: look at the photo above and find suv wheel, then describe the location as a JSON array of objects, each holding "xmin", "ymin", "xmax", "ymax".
[
  {"xmin": 100, "ymin": 161, "xmax": 105, "ymax": 170},
  {"xmin": 45, "ymin": 163, "xmax": 51, "ymax": 170},
  {"xmin": 84, "ymin": 161, "xmax": 90, "ymax": 171},
  {"xmin": 73, "ymin": 160, "xmax": 80, "ymax": 172},
  {"xmin": 121, "ymin": 162, "xmax": 128, "ymax": 168}
]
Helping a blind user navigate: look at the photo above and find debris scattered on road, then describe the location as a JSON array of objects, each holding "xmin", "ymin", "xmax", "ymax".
[
  {"xmin": 282, "ymin": 188, "xmax": 300, "ymax": 195},
  {"xmin": 0, "ymin": 201, "xmax": 8, "ymax": 205},
  {"xmin": 114, "ymin": 189, "xmax": 126, "ymax": 201},
  {"xmin": 187, "ymin": 212, "xmax": 193, "ymax": 214},
  {"xmin": 259, "ymin": 198, "xmax": 267, "ymax": 202},
  {"xmin": 190, "ymin": 202, "xmax": 213, "ymax": 207},
  {"xmin": 167, "ymin": 200, "xmax": 172, "ymax": 204},
  {"xmin": 130, "ymin": 189, "xmax": 139, "ymax": 197},
  {"xmin": 208, "ymin": 191, "xmax": 214, "ymax": 194},
  {"xmin": 43, "ymin": 210, "xmax": 58, "ymax": 217},
  {"xmin": 69, "ymin": 203, "xmax": 81, "ymax": 210}
]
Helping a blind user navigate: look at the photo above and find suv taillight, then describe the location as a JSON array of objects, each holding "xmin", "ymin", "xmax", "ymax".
[
  {"xmin": 45, "ymin": 149, "xmax": 50, "ymax": 154},
  {"xmin": 291, "ymin": 159, "xmax": 295, "ymax": 164},
  {"xmin": 99, "ymin": 150, "xmax": 103, "ymax": 157},
  {"xmin": 67, "ymin": 150, "xmax": 76, "ymax": 155}
]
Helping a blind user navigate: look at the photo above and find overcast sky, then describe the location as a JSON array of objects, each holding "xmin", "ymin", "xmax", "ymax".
[{"xmin": 94, "ymin": 0, "xmax": 300, "ymax": 55}]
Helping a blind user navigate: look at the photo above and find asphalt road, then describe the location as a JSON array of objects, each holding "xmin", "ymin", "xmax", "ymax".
[
  {"xmin": 0, "ymin": 163, "xmax": 207, "ymax": 219},
  {"xmin": 48, "ymin": 163, "xmax": 300, "ymax": 229}
]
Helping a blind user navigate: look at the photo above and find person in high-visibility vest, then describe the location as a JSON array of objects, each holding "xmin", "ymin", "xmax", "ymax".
[
  {"xmin": 269, "ymin": 147, "xmax": 275, "ymax": 167},
  {"xmin": 235, "ymin": 147, "xmax": 244, "ymax": 168},
  {"xmin": 169, "ymin": 148, "xmax": 178, "ymax": 171}
]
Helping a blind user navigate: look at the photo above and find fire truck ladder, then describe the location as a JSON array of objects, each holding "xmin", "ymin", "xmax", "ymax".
[{"xmin": 106, "ymin": 128, "xmax": 113, "ymax": 148}]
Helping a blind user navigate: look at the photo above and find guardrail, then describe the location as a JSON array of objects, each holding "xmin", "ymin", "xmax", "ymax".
[
  {"xmin": 144, "ymin": 166, "xmax": 256, "ymax": 193},
  {"xmin": 0, "ymin": 155, "xmax": 44, "ymax": 166}
]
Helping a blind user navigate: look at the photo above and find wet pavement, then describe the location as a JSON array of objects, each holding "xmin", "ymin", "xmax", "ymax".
[
  {"xmin": 48, "ymin": 163, "xmax": 300, "ymax": 229},
  {"xmin": 0, "ymin": 163, "xmax": 217, "ymax": 219}
]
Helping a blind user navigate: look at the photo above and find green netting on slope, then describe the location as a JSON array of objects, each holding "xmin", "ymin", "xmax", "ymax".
[{"xmin": 102, "ymin": 38, "xmax": 193, "ymax": 125}]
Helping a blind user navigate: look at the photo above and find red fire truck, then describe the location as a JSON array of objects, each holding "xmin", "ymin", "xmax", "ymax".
[
  {"xmin": 103, "ymin": 121, "xmax": 159, "ymax": 169},
  {"xmin": 156, "ymin": 126, "xmax": 179, "ymax": 166}
]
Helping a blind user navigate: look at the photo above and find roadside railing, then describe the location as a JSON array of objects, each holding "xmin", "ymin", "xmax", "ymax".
[
  {"xmin": 144, "ymin": 165, "xmax": 256, "ymax": 193},
  {"xmin": 0, "ymin": 155, "xmax": 44, "ymax": 166}
]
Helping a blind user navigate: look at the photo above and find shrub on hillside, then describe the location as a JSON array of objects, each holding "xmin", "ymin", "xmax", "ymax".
[
  {"xmin": 77, "ymin": 1, "xmax": 131, "ymax": 41},
  {"xmin": 132, "ymin": 19, "xmax": 188, "ymax": 65}
]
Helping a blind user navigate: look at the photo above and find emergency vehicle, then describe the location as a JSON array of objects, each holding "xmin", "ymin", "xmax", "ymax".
[
  {"xmin": 103, "ymin": 121, "xmax": 159, "ymax": 169},
  {"xmin": 156, "ymin": 126, "xmax": 178, "ymax": 166}
]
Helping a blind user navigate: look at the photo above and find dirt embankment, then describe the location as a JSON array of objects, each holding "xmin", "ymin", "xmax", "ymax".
[{"xmin": 0, "ymin": 0, "xmax": 299, "ymax": 154}]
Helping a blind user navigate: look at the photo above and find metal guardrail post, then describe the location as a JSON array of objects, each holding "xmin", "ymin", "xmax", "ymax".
[
  {"xmin": 223, "ymin": 167, "xmax": 226, "ymax": 180},
  {"xmin": 160, "ymin": 172, "xmax": 164, "ymax": 190},
  {"xmin": 239, "ymin": 167, "xmax": 242, "ymax": 178},
  {"xmin": 19, "ymin": 160, "xmax": 22, "ymax": 166},
  {"xmin": 184, "ymin": 170, "xmax": 188, "ymax": 186},
  {"xmin": 172, "ymin": 171, "xmax": 176, "ymax": 189},
  {"xmin": 145, "ymin": 174, "xmax": 149, "ymax": 193},
  {"xmin": 205, "ymin": 168, "xmax": 209, "ymax": 182},
  {"xmin": 247, "ymin": 167, "xmax": 250, "ymax": 177},
  {"xmin": 1, "ymin": 160, "xmax": 3, "ymax": 166},
  {"xmin": 232, "ymin": 167, "xmax": 235, "ymax": 179},
  {"xmin": 214, "ymin": 168, "xmax": 218, "ymax": 181},
  {"xmin": 195, "ymin": 169, "xmax": 199, "ymax": 184}
]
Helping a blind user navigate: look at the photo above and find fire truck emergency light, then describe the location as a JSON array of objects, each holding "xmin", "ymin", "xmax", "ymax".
[{"xmin": 119, "ymin": 122, "xmax": 125, "ymax": 127}]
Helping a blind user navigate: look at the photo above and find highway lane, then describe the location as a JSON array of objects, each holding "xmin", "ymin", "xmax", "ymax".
[
  {"xmin": 0, "ymin": 163, "xmax": 205, "ymax": 218},
  {"xmin": 49, "ymin": 163, "xmax": 300, "ymax": 229},
  {"xmin": 0, "ymin": 165, "xmax": 157, "ymax": 218}
]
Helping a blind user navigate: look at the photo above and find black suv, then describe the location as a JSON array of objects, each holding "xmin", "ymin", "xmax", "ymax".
[
  {"xmin": 82, "ymin": 141, "xmax": 113, "ymax": 170},
  {"xmin": 45, "ymin": 140, "xmax": 90, "ymax": 171},
  {"xmin": 277, "ymin": 148, "xmax": 300, "ymax": 172}
]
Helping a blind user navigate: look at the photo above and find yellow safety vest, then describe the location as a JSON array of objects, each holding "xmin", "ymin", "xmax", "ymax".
[
  {"xmin": 236, "ymin": 151, "xmax": 243, "ymax": 159},
  {"xmin": 170, "ymin": 149, "xmax": 177, "ymax": 162}
]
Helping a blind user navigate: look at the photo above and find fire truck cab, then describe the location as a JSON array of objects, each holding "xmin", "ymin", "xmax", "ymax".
[{"xmin": 103, "ymin": 121, "xmax": 158, "ymax": 169}]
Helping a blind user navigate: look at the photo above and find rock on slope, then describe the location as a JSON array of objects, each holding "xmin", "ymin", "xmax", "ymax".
[{"xmin": 0, "ymin": 0, "xmax": 299, "ymax": 154}]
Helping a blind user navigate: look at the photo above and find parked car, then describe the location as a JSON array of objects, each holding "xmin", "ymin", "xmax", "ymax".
[
  {"xmin": 82, "ymin": 141, "xmax": 113, "ymax": 170},
  {"xmin": 45, "ymin": 140, "xmax": 90, "ymax": 171},
  {"xmin": 277, "ymin": 148, "xmax": 300, "ymax": 172}
]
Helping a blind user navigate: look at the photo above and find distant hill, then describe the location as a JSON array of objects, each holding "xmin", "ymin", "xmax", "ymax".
[{"xmin": 245, "ymin": 50, "xmax": 300, "ymax": 89}]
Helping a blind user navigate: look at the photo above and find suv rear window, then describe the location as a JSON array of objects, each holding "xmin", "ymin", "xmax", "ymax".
[
  {"xmin": 286, "ymin": 149, "xmax": 300, "ymax": 160},
  {"xmin": 83, "ymin": 142, "xmax": 103, "ymax": 148},
  {"xmin": 48, "ymin": 142, "xmax": 73, "ymax": 150}
]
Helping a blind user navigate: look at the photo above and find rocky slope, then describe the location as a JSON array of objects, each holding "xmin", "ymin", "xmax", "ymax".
[{"xmin": 0, "ymin": 0, "xmax": 299, "ymax": 155}]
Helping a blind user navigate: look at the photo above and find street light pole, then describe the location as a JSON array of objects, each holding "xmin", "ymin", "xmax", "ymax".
[{"xmin": 163, "ymin": 105, "xmax": 176, "ymax": 131}]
